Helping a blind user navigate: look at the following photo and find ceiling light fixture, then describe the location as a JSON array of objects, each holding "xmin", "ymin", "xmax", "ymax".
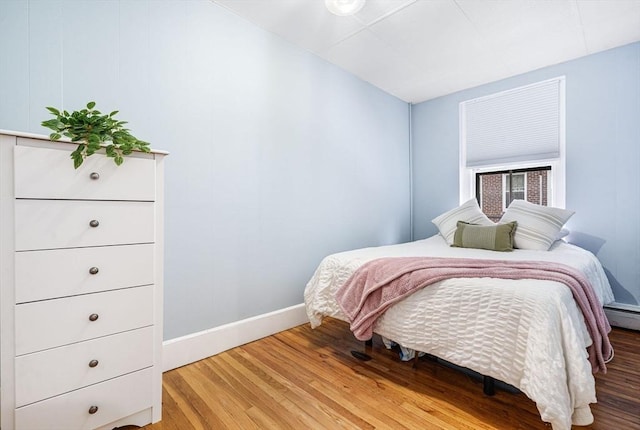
[{"xmin": 325, "ymin": 0, "xmax": 366, "ymax": 16}]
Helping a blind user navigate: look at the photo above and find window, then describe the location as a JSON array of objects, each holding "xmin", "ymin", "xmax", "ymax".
[
  {"xmin": 476, "ymin": 166, "xmax": 550, "ymax": 222},
  {"xmin": 504, "ymin": 172, "xmax": 525, "ymax": 207},
  {"xmin": 460, "ymin": 77, "xmax": 566, "ymax": 217}
]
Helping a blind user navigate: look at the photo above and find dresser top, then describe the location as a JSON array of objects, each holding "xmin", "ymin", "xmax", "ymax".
[{"xmin": 0, "ymin": 129, "xmax": 169, "ymax": 155}]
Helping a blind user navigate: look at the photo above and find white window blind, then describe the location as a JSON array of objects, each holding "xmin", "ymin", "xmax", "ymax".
[{"xmin": 462, "ymin": 78, "xmax": 564, "ymax": 167}]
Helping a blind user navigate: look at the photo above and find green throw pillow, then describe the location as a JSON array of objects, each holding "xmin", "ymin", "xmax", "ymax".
[{"xmin": 452, "ymin": 221, "xmax": 517, "ymax": 252}]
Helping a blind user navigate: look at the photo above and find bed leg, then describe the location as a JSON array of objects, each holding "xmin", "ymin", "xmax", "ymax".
[
  {"xmin": 483, "ymin": 376, "xmax": 495, "ymax": 396},
  {"xmin": 423, "ymin": 353, "xmax": 438, "ymax": 362},
  {"xmin": 412, "ymin": 353, "xmax": 420, "ymax": 369},
  {"xmin": 350, "ymin": 338, "xmax": 374, "ymax": 361}
]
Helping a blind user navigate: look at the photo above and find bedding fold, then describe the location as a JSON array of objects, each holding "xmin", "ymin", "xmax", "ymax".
[{"xmin": 335, "ymin": 256, "xmax": 613, "ymax": 373}]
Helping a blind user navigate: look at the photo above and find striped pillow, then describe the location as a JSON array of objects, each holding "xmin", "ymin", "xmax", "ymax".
[
  {"xmin": 432, "ymin": 198, "xmax": 494, "ymax": 245},
  {"xmin": 499, "ymin": 200, "xmax": 574, "ymax": 251},
  {"xmin": 452, "ymin": 221, "xmax": 517, "ymax": 251}
]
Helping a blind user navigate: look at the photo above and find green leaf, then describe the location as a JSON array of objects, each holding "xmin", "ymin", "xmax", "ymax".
[
  {"xmin": 109, "ymin": 110, "xmax": 119, "ymax": 117},
  {"xmin": 71, "ymin": 146, "xmax": 85, "ymax": 169},
  {"xmin": 86, "ymin": 101, "xmax": 96, "ymax": 109},
  {"xmin": 41, "ymin": 119, "xmax": 57, "ymax": 129},
  {"xmin": 46, "ymin": 106, "xmax": 60, "ymax": 115},
  {"xmin": 50, "ymin": 133, "xmax": 62, "ymax": 141}
]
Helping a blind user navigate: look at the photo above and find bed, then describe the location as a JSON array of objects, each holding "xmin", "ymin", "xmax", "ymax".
[{"xmin": 304, "ymin": 199, "xmax": 615, "ymax": 430}]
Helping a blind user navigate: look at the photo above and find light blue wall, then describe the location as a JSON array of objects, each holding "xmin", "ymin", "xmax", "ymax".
[
  {"xmin": 411, "ymin": 42, "xmax": 640, "ymax": 307},
  {"xmin": 0, "ymin": 0, "xmax": 411, "ymax": 339}
]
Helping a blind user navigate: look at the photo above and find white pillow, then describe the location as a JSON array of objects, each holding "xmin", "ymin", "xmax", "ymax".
[
  {"xmin": 432, "ymin": 198, "xmax": 494, "ymax": 245},
  {"xmin": 499, "ymin": 200, "xmax": 574, "ymax": 251}
]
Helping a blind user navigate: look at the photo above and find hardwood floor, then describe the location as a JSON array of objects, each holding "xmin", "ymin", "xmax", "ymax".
[{"xmin": 144, "ymin": 319, "xmax": 640, "ymax": 429}]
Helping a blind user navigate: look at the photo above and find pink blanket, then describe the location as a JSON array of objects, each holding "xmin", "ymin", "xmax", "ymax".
[{"xmin": 335, "ymin": 257, "xmax": 613, "ymax": 373}]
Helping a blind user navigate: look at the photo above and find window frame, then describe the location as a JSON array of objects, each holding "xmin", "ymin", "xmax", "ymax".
[
  {"xmin": 475, "ymin": 166, "xmax": 552, "ymax": 221},
  {"xmin": 459, "ymin": 77, "xmax": 566, "ymax": 209}
]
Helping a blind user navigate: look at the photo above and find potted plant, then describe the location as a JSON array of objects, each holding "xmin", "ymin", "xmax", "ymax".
[{"xmin": 42, "ymin": 101, "xmax": 150, "ymax": 168}]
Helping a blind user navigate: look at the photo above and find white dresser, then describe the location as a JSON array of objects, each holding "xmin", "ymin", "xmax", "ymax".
[{"xmin": 0, "ymin": 130, "xmax": 166, "ymax": 430}]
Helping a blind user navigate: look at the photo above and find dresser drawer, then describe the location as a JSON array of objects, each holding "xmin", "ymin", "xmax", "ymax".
[
  {"xmin": 15, "ymin": 326, "xmax": 153, "ymax": 407},
  {"xmin": 15, "ymin": 200, "xmax": 154, "ymax": 251},
  {"xmin": 15, "ymin": 367, "xmax": 153, "ymax": 430},
  {"xmin": 15, "ymin": 285, "xmax": 153, "ymax": 356},
  {"xmin": 15, "ymin": 244, "xmax": 154, "ymax": 303},
  {"xmin": 14, "ymin": 143, "xmax": 156, "ymax": 201}
]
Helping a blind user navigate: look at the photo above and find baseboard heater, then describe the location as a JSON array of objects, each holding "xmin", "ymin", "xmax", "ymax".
[{"xmin": 604, "ymin": 303, "xmax": 640, "ymax": 331}]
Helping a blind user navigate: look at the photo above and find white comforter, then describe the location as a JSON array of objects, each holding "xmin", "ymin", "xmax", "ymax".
[{"xmin": 304, "ymin": 235, "xmax": 615, "ymax": 430}]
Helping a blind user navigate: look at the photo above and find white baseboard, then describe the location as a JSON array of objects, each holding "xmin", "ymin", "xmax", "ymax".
[
  {"xmin": 605, "ymin": 303, "xmax": 640, "ymax": 331},
  {"xmin": 162, "ymin": 303, "xmax": 308, "ymax": 372}
]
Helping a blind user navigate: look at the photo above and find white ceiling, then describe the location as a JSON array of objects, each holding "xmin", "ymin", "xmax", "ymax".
[{"xmin": 212, "ymin": 0, "xmax": 640, "ymax": 104}]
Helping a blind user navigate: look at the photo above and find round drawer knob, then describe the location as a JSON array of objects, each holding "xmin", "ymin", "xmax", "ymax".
[
  {"xmin": 89, "ymin": 267, "xmax": 99, "ymax": 275},
  {"xmin": 89, "ymin": 172, "xmax": 100, "ymax": 180},
  {"xmin": 88, "ymin": 405, "xmax": 99, "ymax": 415},
  {"xmin": 88, "ymin": 359, "xmax": 99, "ymax": 368},
  {"xmin": 89, "ymin": 220, "xmax": 99, "ymax": 228},
  {"xmin": 88, "ymin": 313, "xmax": 99, "ymax": 322}
]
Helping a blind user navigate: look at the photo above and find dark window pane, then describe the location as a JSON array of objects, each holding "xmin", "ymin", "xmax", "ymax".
[{"xmin": 476, "ymin": 166, "xmax": 550, "ymax": 221}]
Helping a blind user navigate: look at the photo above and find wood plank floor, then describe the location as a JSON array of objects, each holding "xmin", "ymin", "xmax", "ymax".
[{"xmin": 143, "ymin": 318, "xmax": 640, "ymax": 429}]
